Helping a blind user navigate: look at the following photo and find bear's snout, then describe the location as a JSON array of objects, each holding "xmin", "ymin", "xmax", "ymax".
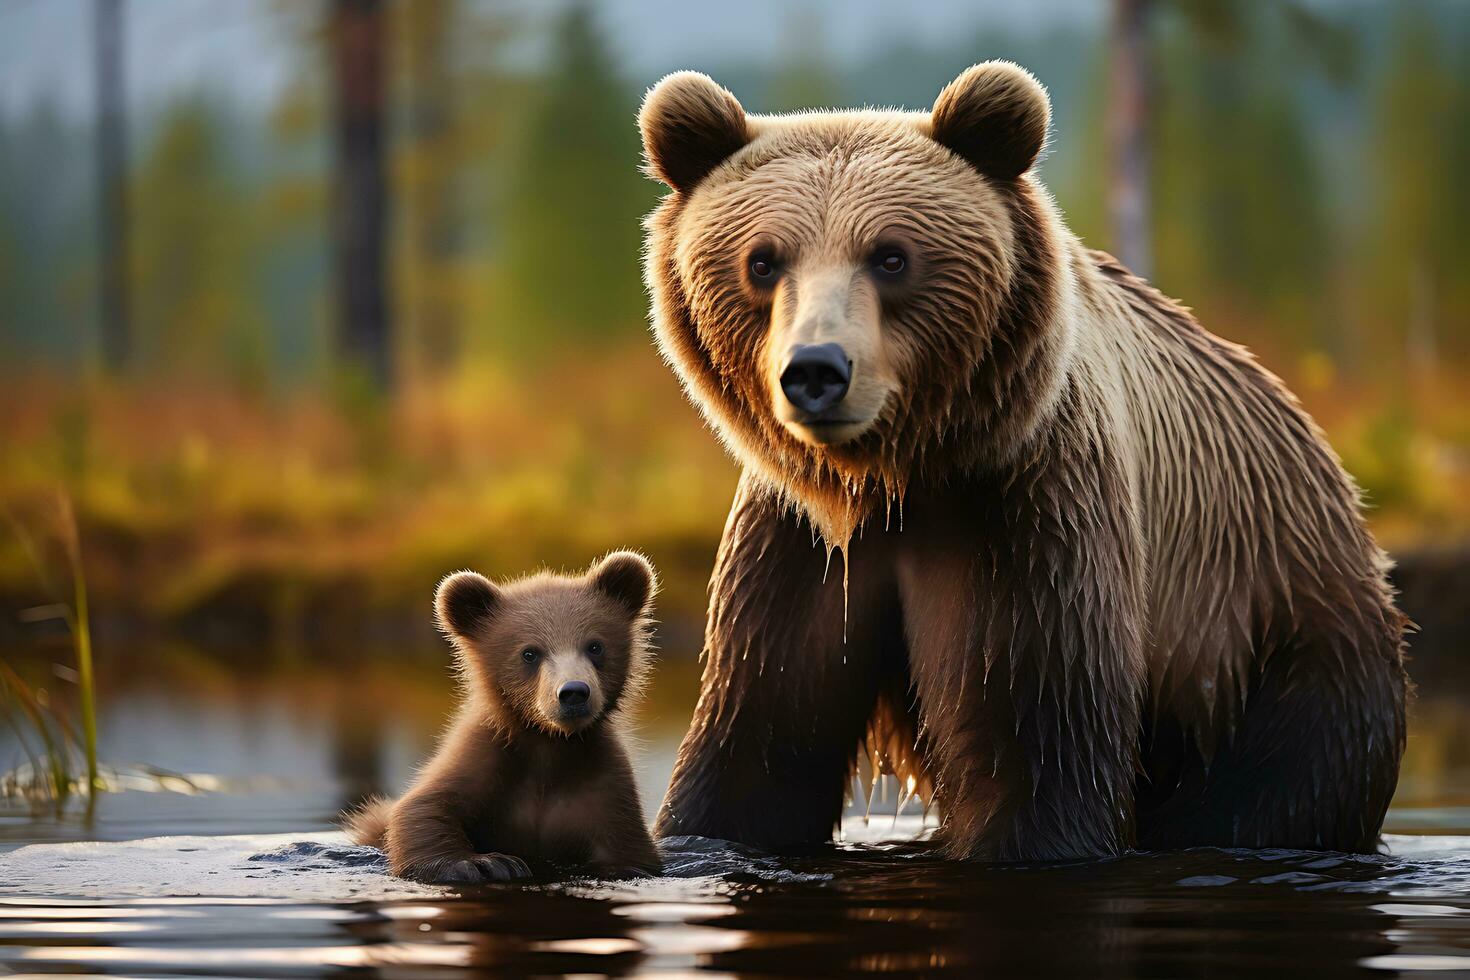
[
  {"xmin": 557, "ymin": 680, "xmax": 591, "ymax": 711},
  {"xmin": 780, "ymin": 343, "xmax": 851, "ymax": 415}
]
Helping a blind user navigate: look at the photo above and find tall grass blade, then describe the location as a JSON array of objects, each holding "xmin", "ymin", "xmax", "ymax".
[{"xmin": 56, "ymin": 495, "xmax": 99, "ymax": 797}]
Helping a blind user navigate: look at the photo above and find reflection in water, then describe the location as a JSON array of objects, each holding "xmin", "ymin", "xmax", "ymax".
[
  {"xmin": 1, "ymin": 642, "xmax": 1469, "ymax": 974},
  {"xmin": 331, "ymin": 696, "xmax": 387, "ymax": 817},
  {"xmin": 672, "ymin": 847, "xmax": 1402, "ymax": 976},
  {"xmin": 346, "ymin": 890, "xmax": 652, "ymax": 976},
  {"xmin": 4, "ymin": 833, "xmax": 1470, "ymax": 976}
]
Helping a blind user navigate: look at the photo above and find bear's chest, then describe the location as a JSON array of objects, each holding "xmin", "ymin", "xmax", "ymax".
[{"xmin": 481, "ymin": 778, "xmax": 600, "ymax": 865}]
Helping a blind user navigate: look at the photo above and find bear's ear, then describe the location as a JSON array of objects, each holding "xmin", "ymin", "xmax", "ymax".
[
  {"xmin": 589, "ymin": 551, "xmax": 658, "ymax": 617},
  {"xmin": 639, "ymin": 71, "xmax": 749, "ymax": 193},
  {"xmin": 929, "ymin": 61, "xmax": 1050, "ymax": 181},
  {"xmin": 434, "ymin": 571, "xmax": 502, "ymax": 643}
]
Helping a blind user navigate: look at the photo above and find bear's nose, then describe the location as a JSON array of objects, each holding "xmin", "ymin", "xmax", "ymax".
[
  {"xmin": 780, "ymin": 343, "xmax": 851, "ymax": 414},
  {"xmin": 557, "ymin": 681, "xmax": 591, "ymax": 707}
]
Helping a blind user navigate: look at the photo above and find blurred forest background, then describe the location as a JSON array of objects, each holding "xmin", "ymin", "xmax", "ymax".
[{"xmin": 1, "ymin": 0, "xmax": 1468, "ymax": 649}]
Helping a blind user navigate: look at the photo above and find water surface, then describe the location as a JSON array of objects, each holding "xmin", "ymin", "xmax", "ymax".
[{"xmin": 2, "ymin": 643, "xmax": 1469, "ymax": 976}]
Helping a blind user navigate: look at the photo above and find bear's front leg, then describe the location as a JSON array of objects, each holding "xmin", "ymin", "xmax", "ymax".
[
  {"xmin": 897, "ymin": 442, "xmax": 1147, "ymax": 862},
  {"xmin": 655, "ymin": 474, "xmax": 903, "ymax": 846},
  {"xmin": 385, "ymin": 791, "xmax": 532, "ymax": 883}
]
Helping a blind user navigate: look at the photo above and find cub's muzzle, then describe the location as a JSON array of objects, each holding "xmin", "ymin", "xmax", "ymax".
[{"xmin": 557, "ymin": 680, "xmax": 591, "ymax": 716}]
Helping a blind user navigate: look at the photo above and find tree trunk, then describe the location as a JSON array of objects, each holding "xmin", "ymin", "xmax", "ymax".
[
  {"xmin": 403, "ymin": 0, "xmax": 459, "ymax": 377},
  {"xmin": 331, "ymin": 0, "xmax": 391, "ymax": 390},
  {"xmin": 1108, "ymin": 0, "xmax": 1154, "ymax": 280},
  {"xmin": 94, "ymin": 0, "xmax": 130, "ymax": 373}
]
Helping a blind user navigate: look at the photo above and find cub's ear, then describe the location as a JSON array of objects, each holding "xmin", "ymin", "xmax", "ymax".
[
  {"xmin": 589, "ymin": 551, "xmax": 658, "ymax": 616},
  {"xmin": 929, "ymin": 61, "xmax": 1050, "ymax": 180},
  {"xmin": 639, "ymin": 71, "xmax": 749, "ymax": 192},
  {"xmin": 434, "ymin": 571, "xmax": 501, "ymax": 643}
]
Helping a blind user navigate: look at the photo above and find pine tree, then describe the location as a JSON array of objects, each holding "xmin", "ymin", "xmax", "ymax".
[
  {"xmin": 499, "ymin": 2, "xmax": 648, "ymax": 351},
  {"xmin": 130, "ymin": 98, "xmax": 263, "ymax": 380}
]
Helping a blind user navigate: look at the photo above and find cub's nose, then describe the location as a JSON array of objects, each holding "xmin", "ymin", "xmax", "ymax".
[
  {"xmin": 780, "ymin": 343, "xmax": 851, "ymax": 414},
  {"xmin": 557, "ymin": 681, "xmax": 591, "ymax": 708}
]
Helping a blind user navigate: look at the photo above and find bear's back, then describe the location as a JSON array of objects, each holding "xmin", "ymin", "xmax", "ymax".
[{"xmin": 1073, "ymin": 248, "xmax": 1390, "ymax": 747}]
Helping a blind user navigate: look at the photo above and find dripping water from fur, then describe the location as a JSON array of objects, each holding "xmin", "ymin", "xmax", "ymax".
[{"xmin": 819, "ymin": 536, "xmax": 854, "ymax": 653}]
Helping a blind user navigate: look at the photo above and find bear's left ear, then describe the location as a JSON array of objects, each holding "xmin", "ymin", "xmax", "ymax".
[
  {"xmin": 589, "ymin": 551, "xmax": 658, "ymax": 617},
  {"xmin": 639, "ymin": 71, "xmax": 749, "ymax": 193},
  {"xmin": 434, "ymin": 571, "xmax": 502, "ymax": 645},
  {"xmin": 929, "ymin": 61, "xmax": 1050, "ymax": 181}
]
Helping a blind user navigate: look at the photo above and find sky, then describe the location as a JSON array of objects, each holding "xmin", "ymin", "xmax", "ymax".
[
  {"xmin": 0, "ymin": 0, "xmax": 1105, "ymax": 123},
  {"xmin": 0, "ymin": 0, "xmax": 298, "ymax": 120}
]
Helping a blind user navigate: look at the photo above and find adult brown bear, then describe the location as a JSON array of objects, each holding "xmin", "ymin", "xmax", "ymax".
[{"xmin": 638, "ymin": 62, "xmax": 1409, "ymax": 860}]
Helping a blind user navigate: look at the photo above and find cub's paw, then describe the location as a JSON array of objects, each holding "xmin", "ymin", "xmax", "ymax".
[
  {"xmin": 437, "ymin": 853, "xmax": 532, "ymax": 884},
  {"xmin": 404, "ymin": 853, "xmax": 532, "ymax": 884}
]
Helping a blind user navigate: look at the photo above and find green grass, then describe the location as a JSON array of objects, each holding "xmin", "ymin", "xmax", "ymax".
[
  {"xmin": 59, "ymin": 495, "xmax": 99, "ymax": 795},
  {"xmin": 0, "ymin": 658, "xmax": 79, "ymax": 807},
  {"xmin": 1, "ymin": 494, "xmax": 101, "ymax": 809}
]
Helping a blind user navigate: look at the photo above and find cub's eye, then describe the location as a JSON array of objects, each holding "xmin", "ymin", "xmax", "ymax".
[
  {"xmin": 520, "ymin": 647, "xmax": 541, "ymax": 665},
  {"xmin": 875, "ymin": 249, "xmax": 907, "ymax": 275},
  {"xmin": 748, "ymin": 251, "xmax": 778, "ymax": 283},
  {"xmin": 585, "ymin": 640, "xmax": 604, "ymax": 660}
]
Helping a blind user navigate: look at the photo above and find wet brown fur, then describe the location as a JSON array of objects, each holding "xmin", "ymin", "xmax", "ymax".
[
  {"xmin": 343, "ymin": 553, "xmax": 662, "ymax": 882},
  {"xmin": 639, "ymin": 64, "xmax": 1408, "ymax": 859}
]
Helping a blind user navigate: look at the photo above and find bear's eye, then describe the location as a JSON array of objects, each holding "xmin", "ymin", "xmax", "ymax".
[
  {"xmin": 748, "ymin": 251, "xmax": 778, "ymax": 284},
  {"xmin": 585, "ymin": 640, "xmax": 604, "ymax": 660},
  {"xmin": 874, "ymin": 249, "xmax": 907, "ymax": 275},
  {"xmin": 520, "ymin": 647, "xmax": 541, "ymax": 665}
]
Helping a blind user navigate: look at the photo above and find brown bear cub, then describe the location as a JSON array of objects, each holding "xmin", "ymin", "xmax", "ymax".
[{"xmin": 344, "ymin": 552, "xmax": 662, "ymax": 883}]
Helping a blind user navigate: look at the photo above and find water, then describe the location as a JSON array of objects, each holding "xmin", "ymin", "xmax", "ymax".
[{"xmin": 3, "ymin": 643, "xmax": 1470, "ymax": 977}]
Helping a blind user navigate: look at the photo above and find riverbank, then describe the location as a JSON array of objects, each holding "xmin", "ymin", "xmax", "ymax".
[{"xmin": 4, "ymin": 362, "xmax": 1468, "ymax": 656}]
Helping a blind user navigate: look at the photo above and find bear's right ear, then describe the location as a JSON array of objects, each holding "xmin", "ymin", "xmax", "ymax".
[
  {"xmin": 434, "ymin": 571, "xmax": 501, "ymax": 643},
  {"xmin": 639, "ymin": 71, "xmax": 749, "ymax": 193},
  {"xmin": 589, "ymin": 551, "xmax": 658, "ymax": 617},
  {"xmin": 929, "ymin": 61, "xmax": 1050, "ymax": 181}
]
